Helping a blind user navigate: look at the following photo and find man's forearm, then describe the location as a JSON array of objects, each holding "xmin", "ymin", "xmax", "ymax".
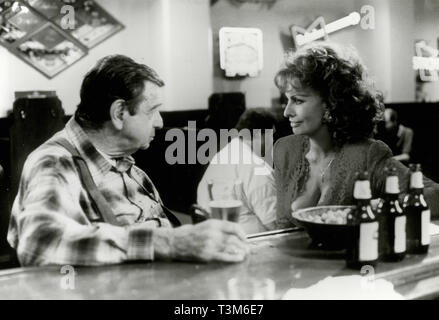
[{"xmin": 151, "ymin": 227, "xmax": 174, "ymax": 260}]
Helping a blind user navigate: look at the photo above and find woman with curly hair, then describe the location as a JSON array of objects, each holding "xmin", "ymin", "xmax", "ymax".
[{"xmin": 273, "ymin": 41, "xmax": 439, "ymax": 228}]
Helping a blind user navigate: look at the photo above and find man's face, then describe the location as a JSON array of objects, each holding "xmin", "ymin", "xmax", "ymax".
[{"xmin": 122, "ymin": 81, "xmax": 164, "ymax": 151}]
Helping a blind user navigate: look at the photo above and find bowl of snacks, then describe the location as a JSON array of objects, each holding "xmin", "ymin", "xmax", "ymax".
[{"xmin": 291, "ymin": 205, "xmax": 355, "ymax": 249}]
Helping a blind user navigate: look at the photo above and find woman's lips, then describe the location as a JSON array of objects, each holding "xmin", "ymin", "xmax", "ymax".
[{"xmin": 290, "ymin": 121, "xmax": 303, "ymax": 128}]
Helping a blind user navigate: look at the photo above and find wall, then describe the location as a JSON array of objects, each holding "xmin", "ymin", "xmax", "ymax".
[
  {"xmin": 0, "ymin": 0, "xmax": 213, "ymax": 117},
  {"xmin": 155, "ymin": 0, "xmax": 213, "ymax": 111},
  {"xmin": 414, "ymin": 0, "xmax": 439, "ymax": 102},
  {"xmin": 1, "ymin": 0, "xmax": 437, "ymax": 117},
  {"xmin": 210, "ymin": 0, "xmax": 419, "ymax": 107},
  {"xmin": 388, "ymin": 0, "xmax": 416, "ymax": 102}
]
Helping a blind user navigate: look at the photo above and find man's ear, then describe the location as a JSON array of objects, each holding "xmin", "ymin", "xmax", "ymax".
[{"xmin": 109, "ymin": 99, "xmax": 126, "ymax": 130}]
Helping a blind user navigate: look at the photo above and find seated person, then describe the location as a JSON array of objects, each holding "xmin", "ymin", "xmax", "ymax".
[
  {"xmin": 7, "ymin": 55, "xmax": 248, "ymax": 266},
  {"xmin": 197, "ymin": 108, "xmax": 277, "ymax": 234},
  {"xmin": 376, "ymin": 108, "xmax": 414, "ymax": 164},
  {"xmin": 273, "ymin": 41, "xmax": 439, "ymax": 228}
]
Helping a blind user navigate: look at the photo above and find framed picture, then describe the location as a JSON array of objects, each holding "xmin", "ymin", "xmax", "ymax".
[
  {"xmin": 13, "ymin": 22, "xmax": 87, "ymax": 78},
  {"xmin": 51, "ymin": 0, "xmax": 124, "ymax": 49},
  {"xmin": 0, "ymin": 1, "xmax": 46, "ymax": 46},
  {"xmin": 0, "ymin": 0, "xmax": 124, "ymax": 78}
]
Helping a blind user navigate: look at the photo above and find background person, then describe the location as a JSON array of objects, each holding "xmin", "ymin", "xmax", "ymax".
[
  {"xmin": 375, "ymin": 108, "xmax": 414, "ymax": 164},
  {"xmin": 197, "ymin": 108, "xmax": 277, "ymax": 234}
]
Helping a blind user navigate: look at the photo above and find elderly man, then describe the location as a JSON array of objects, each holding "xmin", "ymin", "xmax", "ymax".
[{"xmin": 7, "ymin": 55, "xmax": 248, "ymax": 266}]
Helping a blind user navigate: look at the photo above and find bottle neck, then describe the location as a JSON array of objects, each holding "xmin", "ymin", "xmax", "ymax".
[
  {"xmin": 408, "ymin": 187, "xmax": 424, "ymax": 195},
  {"xmin": 355, "ymin": 198, "xmax": 372, "ymax": 207},
  {"xmin": 353, "ymin": 180, "xmax": 372, "ymax": 200},
  {"xmin": 383, "ymin": 192, "xmax": 399, "ymax": 200},
  {"xmin": 385, "ymin": 176, "xmax": 400, "ymax": 194},
  {"xmin": 410, "ymin": 171, "xmax": 424, "ymax": 189}
]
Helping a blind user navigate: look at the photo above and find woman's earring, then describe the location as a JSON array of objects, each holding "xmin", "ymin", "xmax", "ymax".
[{"xmin": 322, "ymin": 110, "xmax": 333, "ymax": 124}]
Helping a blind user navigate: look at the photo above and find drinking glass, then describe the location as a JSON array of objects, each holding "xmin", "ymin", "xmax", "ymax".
[{"xmin": 207, "ymin": 179, "xmax": 243, "ymax": 222}]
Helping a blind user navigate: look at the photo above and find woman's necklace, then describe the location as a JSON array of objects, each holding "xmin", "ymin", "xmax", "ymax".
[{"xmin": 320, "ymin": 156, "xmax": 335, "ymax": 184}]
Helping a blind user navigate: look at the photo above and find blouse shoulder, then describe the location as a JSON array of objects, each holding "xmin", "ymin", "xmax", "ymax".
[
  {"xmin": 273, "ymin": 134, "xmax": 307, "ymax": 168},
  {"xmin": 366, "ymin": 139, "xmax": 393, "ymax": 161},
  {"xmin": 341, "ymin": 139, "xmax": 392, "ymax": 159}
]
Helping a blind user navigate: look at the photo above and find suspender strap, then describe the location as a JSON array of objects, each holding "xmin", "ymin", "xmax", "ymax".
[
  {"xmin": 161, "ymin": 204, "xmax": 182, "ymax": 227},
  {"xmin": 53, "ymin": 138, "xmax": 181, "ymax": 228},
  {"xmin": 136, "ymin": 169, "xmax": 181, "ymax": 227},
  {"xmin": 54, "ymin": 138, "xmax": 124, "ymax": 226}
]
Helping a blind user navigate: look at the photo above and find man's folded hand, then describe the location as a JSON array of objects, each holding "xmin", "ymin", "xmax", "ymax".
[{"xmin": 155, "ymin": 220, "xmax": 250, "ymax": 263}]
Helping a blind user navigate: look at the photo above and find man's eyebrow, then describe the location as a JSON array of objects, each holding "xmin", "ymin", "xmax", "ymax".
[{"xmin": 149, "ymin": 103, "xmax": 162, "ymax": 111}]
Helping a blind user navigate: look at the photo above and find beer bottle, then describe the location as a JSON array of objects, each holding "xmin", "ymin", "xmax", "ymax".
[
  {"xmin": 403, "ymin": 164, "xmax": 430, "ymax": 254},
  {"xmin": 377, "ymin": 167, "xmax": 406, "ymax": 262},
  {"xmin": 346, "ymin": 171, "xmax": 379, "ymax": 269}
]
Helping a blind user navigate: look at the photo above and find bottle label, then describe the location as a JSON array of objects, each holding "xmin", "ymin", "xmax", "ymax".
[
  {"xmin": 359, "ymin": 221, "xmax": 378, "ymax": 261},
  {"xmin": 394, "ymin": 216, "xmax": 406, "ymax": 253},
  {"xmin": 422, "ymin": 210, "xmax": 431, "ymax": 245},
  {"xmin": 354, "ymin": 181, "xmax": 372, "ymax": 199}
]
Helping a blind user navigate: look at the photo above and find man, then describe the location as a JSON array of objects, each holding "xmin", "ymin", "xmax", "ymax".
[
  {"xmin": 8, "ymin": 55, "xmax": 248, "ymax": 266},
  {"xmin": 197, "ymin": 108, "xmax": 277, "ymax": 234},
  {"xmin": 380, "ymin": 108, "xmax": 414, "ymax": 164}
]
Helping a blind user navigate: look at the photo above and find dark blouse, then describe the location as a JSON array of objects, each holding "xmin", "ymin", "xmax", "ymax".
[{"xmin": 273, "ymin": 134, "xmax": 439, "ymax": 229}]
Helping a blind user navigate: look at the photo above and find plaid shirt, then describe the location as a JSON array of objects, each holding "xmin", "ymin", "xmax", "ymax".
[{"xmin": 7, "ymin": 118, "xmax": 171, "ymax": 266}]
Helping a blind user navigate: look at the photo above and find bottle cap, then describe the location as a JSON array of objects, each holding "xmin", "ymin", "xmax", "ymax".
[{"xmin": 354, "ymin": 180, "xmax": 372, "ymax": 199}]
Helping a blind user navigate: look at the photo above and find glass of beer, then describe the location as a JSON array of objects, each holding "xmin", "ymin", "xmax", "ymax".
[{"xmin": 207, "ymin": 179, "xmax": 243, "ymax": 222}]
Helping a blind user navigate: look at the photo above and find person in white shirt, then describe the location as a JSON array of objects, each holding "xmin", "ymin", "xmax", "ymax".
[{"xmin": 197, "ymin": 108, "xmax": 278, "ymax": 234}]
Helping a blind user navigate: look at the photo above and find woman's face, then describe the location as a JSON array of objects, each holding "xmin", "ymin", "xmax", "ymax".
[{"xmin": 283, "ymin": 81, "xmax": 326, "ymax": 136}]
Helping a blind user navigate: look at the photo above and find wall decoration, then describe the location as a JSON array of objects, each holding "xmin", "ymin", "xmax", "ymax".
[
  {"xmin": 219, "ymin": 27, "xmax": 263, "ymax": 77},
  {"xmin": 291, "ymin": 13, "xmax": 361, "ymax": 47},
  {"xmin": 27, "ymin": 0, "xmax": 124, "ymax": 49},
  {"xmin": 14, "ymin": 22, "xmax": 87, "ymax": 78},
  {"xmin": 0, "ymin": 0, "xmax": 124, "ymax": 78},
  {"xmin": 290, "ymin": 16, "xmax": 327, "ymax": 48},
  {"xmin": 0, "ymin": 1, "xmax": 45, "ymax": 45},
  {"xmin": 413, "ymin": 41, "xmax": 439, "ymax": 82}
]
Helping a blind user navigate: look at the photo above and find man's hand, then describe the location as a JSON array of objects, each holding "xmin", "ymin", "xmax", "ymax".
[{"xmin": 154, "ymin": 220, "xmax": 249, "ymax": 263}]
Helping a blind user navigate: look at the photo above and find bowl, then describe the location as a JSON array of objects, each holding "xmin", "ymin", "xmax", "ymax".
[{"xmin": 291, "ymin": 205, "xmax": 355, "ymax": 249}]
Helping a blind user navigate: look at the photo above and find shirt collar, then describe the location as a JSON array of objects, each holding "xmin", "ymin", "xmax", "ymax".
[{"xmin": 65, "ymin": 118, "xmax": 131, "ymax": 185}]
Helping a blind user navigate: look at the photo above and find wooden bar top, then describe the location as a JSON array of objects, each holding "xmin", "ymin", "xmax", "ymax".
[{"xmin": 0, "ymin": 228, "xmax": 438, "ymax": 300}]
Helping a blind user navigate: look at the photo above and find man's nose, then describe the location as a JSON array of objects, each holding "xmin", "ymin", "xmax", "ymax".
[
  {"xmin": 283, "ymin": 102, "xmax": 295, "ymax": 118},
  {"xmin": 154, "ymin": 112, "xmax": 163, "ymax": 129}
]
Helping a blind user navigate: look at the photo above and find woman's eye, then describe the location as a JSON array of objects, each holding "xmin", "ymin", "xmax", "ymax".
[{"xmin": 291, "ymin": 97, "xmax": 303, "ymax": 104}]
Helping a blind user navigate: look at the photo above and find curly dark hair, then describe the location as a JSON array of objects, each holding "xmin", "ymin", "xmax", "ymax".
[{"xmin": 274, "ymin": 41, "xmax": 384, "ymax": 147}]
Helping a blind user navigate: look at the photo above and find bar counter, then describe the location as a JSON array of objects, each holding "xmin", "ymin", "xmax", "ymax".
[{"xmin": 0, "ymin": 227, "xmax": 438, "ymax": 300}]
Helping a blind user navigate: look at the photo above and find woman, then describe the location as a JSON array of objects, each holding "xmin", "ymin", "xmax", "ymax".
[{"xmin": 273, "ymin": 41, "xmax": 439, "ymax": 228}]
